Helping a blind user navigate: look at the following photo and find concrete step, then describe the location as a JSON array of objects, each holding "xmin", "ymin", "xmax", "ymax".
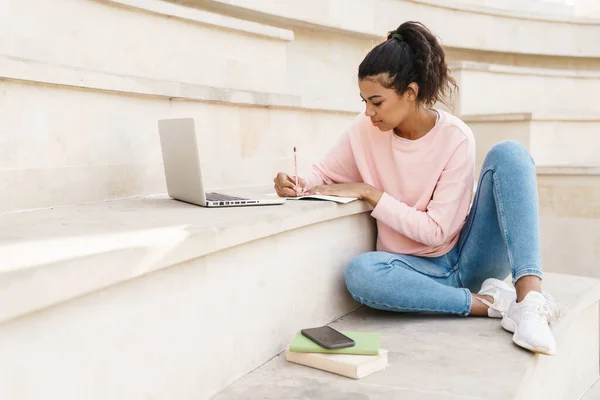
[
  {"xmin": 1, "ymin": 0, "xmax": 292, "ymax": 94},
  {"xmin": 463, "ymin": 113, "xmax": 600, "ymax": 168},
  {"xmin": 450, "ymin": 0, "xmax": 576, "ymax": 17},
  {"xmin": 537, "ymin": 166, "xmax": 600, "ymax": 280},
  {"xmin": 0, "ymin": 76, "xmax": 355, "ymax": 214},
  {"xmin": 450, "ymin": 62, "xmax": 600, "ymax": 116},
  {"xmin": 0, "ymin": 0, "xmax": 365, "ymax": 214},
  {"xmin": 183, "ymin": 0, "xmax": 600, "ymax": 58},
  {"xmin": 0, "ymin": 189, "xmax": 375, "ymax": 399},
  {"xmin": 215, "ymin": 273, "xmax": 600, "ymax": 400}
]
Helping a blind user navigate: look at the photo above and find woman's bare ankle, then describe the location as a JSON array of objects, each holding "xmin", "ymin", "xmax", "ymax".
[
  {"xmin": 470, "ymin": 294, "xmax": 494, "ymax": 316},
  {"xmin": 515, "ymin": 275, "xmax": 542, "ymax": 302}
]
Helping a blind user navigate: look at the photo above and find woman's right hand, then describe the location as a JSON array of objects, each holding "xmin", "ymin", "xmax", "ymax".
[{"xmin": 273, "ymin": 172, "xmax": 307, "ymax": 197}]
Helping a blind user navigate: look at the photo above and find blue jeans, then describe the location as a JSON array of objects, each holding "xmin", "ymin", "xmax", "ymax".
[{"xmin": 344, "ymin": 141, "xmax": 543, "ymax": 316}]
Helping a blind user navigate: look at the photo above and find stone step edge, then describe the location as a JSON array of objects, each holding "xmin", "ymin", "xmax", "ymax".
[
  {"xmin": 461, "ymin": 112, "xmax": 600, "ymax": 122},
  {"xmin": 0, "ymin": 193, "xmax": 372, "ymax": 325},
  {"xmin": 0, "ymin": 54, "xmax": 361, "ymax": 114},
  {"xmin": 105, "ymin": 0, "xmax": 294, "ymax": 41}
]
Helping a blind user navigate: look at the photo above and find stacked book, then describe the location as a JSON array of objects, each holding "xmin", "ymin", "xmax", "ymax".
[{"xmin": 285, "ymin": 331, "xmax": 388, "ymax": 379}]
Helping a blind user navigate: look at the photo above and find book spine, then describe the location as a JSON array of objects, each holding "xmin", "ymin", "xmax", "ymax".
[
  {"xmin": 285, "ymin": 350, "xmax": 357, "ymax": 379},
  {"xmin": 288, "ymin": 347, "xmax": 378, "ymax": 356}
]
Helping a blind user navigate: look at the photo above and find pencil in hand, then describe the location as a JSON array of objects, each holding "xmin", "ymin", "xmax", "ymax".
[{"xmin": 293, "ymin": 146, "xmax": 299, "ymax": 190}]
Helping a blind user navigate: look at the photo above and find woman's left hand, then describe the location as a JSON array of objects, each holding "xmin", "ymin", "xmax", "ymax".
[
  {"xmin": 307, "ymin": 183, "xmax": 367, "ymax": 198},
  {"xmin": 307, "ymin": 183, "xmax": 383, "ymax": 207}
]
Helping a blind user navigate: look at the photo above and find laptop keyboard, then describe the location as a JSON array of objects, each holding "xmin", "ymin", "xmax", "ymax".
[{"xmin": 206, "ymin": 192, "xmax": 247, "ymax": 202}]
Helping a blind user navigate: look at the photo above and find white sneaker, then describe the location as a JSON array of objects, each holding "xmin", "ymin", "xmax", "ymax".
[
  {"xmin": 501, "ymin": 291, "xmax": 560, "ymax": 355},
  {"xmin": 477, "ymin": 278, "xmax": 516, "ymax": 318}
]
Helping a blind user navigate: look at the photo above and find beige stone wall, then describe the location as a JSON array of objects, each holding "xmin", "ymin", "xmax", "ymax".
[
  {"xmin": 1, "ymin": 0, "xmax": 600, "ymax": 215},
  {"xmin": 188, "ymin": 0, "xmax": 600, "ymax": 57},
  {"xmin": 0, "ymin": 79, "xmax": 353, "ymax": 213},
  {"xmin": 0, "ymin": 0, "xmax": 367, "ymax": 213},
  {"xmin": 538, "ymin": 169, "xmax": 600, "ymax": 278},
  {"xmin": 575, "ymin": 0, "xmax": 600, "ymax": 17},
  {"xmin": 450, "ymin": 0, "xmax": 576, "ymax": 16}
]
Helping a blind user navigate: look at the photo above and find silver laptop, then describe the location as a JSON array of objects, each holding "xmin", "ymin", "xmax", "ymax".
[{"xmin": 158, "ymin": 118, "xmax": 285, "ymax": 207}]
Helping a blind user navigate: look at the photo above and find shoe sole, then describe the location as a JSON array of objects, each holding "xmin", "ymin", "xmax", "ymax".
[{"xmin": 501, "ymin": 316, "xmax": 555, "ymax": 356}]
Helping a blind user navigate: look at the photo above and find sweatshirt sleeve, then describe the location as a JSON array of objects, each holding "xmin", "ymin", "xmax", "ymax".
[
  {"xmin": 370, "ymin": 139, "xmax": 474, "ymax": 247},
  {"xmin": 302, "ymin": 130, "xmax": 362, "ymax": 190}
]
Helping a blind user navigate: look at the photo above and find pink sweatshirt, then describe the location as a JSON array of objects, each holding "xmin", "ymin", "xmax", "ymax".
[{"xmin": 304, "ymin": 109, "xmax": 476, "ymax": 257}]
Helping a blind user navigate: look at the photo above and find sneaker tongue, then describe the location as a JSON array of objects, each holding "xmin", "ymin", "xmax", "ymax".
[{"xmin": 522, "ymin": 291, "xmax": 546, "ymax": 304}]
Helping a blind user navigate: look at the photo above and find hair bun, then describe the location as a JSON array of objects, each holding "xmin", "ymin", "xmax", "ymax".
[
  {"xmin": 386, "ymin": 30, "xmax": 402, "ymax": 41},
  {"xmin": 360, "ymin": 21, "xmax": 457, "ymax": 108}
]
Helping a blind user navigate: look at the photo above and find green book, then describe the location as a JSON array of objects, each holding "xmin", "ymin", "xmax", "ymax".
[{"xmin": 288, "ymin": 331, "xmax": 380, "ymax": 356}]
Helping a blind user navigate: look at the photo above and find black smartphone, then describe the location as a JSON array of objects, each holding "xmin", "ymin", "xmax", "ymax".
[{"xmin": 300, "ymin": 326, "xmax": 355, "ymax": 349}]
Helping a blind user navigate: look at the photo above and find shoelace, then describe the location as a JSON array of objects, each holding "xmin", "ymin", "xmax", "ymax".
[
  {"xmin": 541, "ymin": 294, "xmax": 561, "ymax": 321},
  {"xmin": 521, "ymin": 297, "xmax": 561, "ymax": 323},
  {"xmin": 477, "ymin": 290, "xmax": 561, "ymax": 320},
  {"xmin": 522, "ymin": 303, "xmax": 552, "ymax": 323}
]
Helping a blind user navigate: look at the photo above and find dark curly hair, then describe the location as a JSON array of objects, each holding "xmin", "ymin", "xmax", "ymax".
[{"xmin": 358, "ymin": 21, "xmax": 457, "ymax": 107}]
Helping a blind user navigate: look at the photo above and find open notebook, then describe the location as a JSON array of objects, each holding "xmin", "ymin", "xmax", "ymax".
[
  {"xmin": 286, "ymin": 195, "xmax": 357, "ymax": 204},
  {"xmin": 265, "ymin": 193, "xmax": 357, "ymax": 204}
]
